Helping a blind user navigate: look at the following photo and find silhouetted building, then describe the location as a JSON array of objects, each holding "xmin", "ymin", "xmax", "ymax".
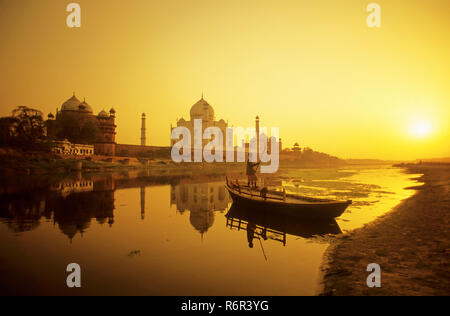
[
  {"xmin": 51, "ymin": 140, "xmax": 94, "ymax": 156},
  {"xmin": 171, "ymin": 96, "xmax": 228, "ymax": 153},
  {"xmin": 46, "ymin": 93, "xmax": 117, "ymax": 156},
  {"xmin": 238, "ymin": 116, "xmax": 282, "ymax": 157},
  {"xmin": 141, "ymin": 113, "xmax": 146, "ymax": 146}
]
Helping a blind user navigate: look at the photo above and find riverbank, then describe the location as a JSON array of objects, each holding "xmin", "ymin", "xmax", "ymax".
[
  {"xmin": 319, "ymin": 163, "xmax": 450, "ymax": 296},
  {"xmin": 0, "ymin": 150, "xmax": 138, "ymax": 175},
  {"xmin": 0, "ymin": 148, "xmax": 247, "ymax": 178}
]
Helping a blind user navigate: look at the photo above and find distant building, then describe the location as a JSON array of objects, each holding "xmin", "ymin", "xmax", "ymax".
[
  {"xmin": 171, "ymin": 96, "xmax": 228, "ymax": 153},
  {"xmin": 293, "ymin": 142, "xmax": 301, "ymax": 152},
  {"xmin": 46, "ymin": 93, "xmax": 116, "ymax": 156},
  {"xmin": 141, "ymin": 113, "xmax": 146, "ymax": 146},
  {"xmin": 46, "ymin": 94, "xmax": 171, "ymax": 158},
  {"xmin": 51, "ymin": 139, "xmax": 94, "ymax": 156},
  {"xmin": 237, "ymin": 116, "xmax": 283, "ymax": 159}
]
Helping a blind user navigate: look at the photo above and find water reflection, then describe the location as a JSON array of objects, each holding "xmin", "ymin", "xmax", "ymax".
[
  {"xmin": 226, "ymin": 204, "xmax": 342, "ymax": 247},
  {"xmin": 0, "ymin": 175, "xmax": 117, "ymax": 241},
  {"xmin": 171, "ymin": 181, "xmax": 229, "ymax": 235},
  {"xmin": 0, "ymin": 167, "xmax": 420, "ymax": 295},
  {"xmin": 140, "ymin": 186, "xmax": 146, "ymax": 220},
  {"xmin": 0, "ymin": 175, "xmax": 232, "ymax": 241}
]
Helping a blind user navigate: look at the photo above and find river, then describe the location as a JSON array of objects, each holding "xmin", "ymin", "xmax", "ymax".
[{"xmin": 0, "ymin": 165, "xmax": 420, "ymax": 295}]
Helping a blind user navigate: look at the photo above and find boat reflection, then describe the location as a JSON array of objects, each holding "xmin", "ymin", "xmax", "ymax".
[{"xmin": 225, "ymin": 204, "xmax": 342, "ymax": 247}]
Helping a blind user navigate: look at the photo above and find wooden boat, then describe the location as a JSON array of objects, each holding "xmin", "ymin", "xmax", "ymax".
[{"xmin": 225, "ymin": 178, "xmax": 351, "ymax": 220}]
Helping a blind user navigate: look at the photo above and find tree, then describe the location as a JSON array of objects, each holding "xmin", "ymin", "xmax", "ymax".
[
  {"xmin": 10, "ymin": 106, "xmax": 46, "ymax": 148},
  {"xmin": 0, "ymin": 117, "xmax": 19, "ymax": 145}
]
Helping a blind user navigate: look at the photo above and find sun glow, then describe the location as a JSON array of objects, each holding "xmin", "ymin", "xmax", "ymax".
[{"xmin": 410, "ymin": 121, "xmax": 433, "ymax": 138}]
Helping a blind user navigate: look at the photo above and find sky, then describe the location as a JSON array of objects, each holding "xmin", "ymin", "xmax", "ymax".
[{"xmin": 0, "ymin": 0, "xmax": 449, "ymax": 160}]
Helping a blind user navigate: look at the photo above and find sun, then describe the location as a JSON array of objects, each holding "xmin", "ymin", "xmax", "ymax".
[{"xmin": 410, "ymin": 121, "xmax": 433, "ymax": 138}]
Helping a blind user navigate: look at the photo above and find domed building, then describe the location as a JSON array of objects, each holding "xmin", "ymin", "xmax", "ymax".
[
  {"xmin": 46, "ymin": 93, "xmax": 117, "ymax": 156},
  {"xmin": 171, "ymin": 96, "xmax": 228, "ymax": 155},
  {"xmin": 61, "ymin": 94, "xmax": 83, "ymax": 112},
  {"xmin": 189, "ymin": 98, "xmax": 215, "ymax": 121}
]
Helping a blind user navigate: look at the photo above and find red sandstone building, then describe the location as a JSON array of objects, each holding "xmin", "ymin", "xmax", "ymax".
[
  {"xmin": 46, "ymin": 93, "xmax": 170, "ymax": 158},
  {"xmin": 46, "ymin": 93, "xmax": 116, "ymax": 156}
]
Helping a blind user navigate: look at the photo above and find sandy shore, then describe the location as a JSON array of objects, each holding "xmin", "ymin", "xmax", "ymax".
[{"xmin": 319, "ymin": 163, "xmax": 450, "ymax": 296}]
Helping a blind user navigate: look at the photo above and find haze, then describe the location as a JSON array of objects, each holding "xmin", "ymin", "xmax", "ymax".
[{"xmin": 0, "ymin": 0, "xmax": 449, "ymax": 160}]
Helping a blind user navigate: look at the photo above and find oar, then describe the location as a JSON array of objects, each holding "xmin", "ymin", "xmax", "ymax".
[{"xmin": 258, "ymin": 237, "xmax": 268, "ymax": 262}]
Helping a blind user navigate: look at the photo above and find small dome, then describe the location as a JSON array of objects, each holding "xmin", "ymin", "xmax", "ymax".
[
  {"xmin": 98, "ymin": 110, "xmax": 108, "ymax": 117},
  {"xmin": 190, "ymin": 98, "xmax": 215, "ymax": 121},
  {"xmin": 48, "ymin": 113, "xmax": 54, "ymax": 119},
  {"xmin": 109, "ymin": 108, "xmax": 116, "ymax": 114},
  {"xmin": 78, "ymin": 99, "xmax": 93, "ymax": 113},
  {"xmin": 178, "ymin": 117, "xmax": 186, "ymax": 123},
  {"xmin": 61, "ymin": 93, "xmax": 81, "ymax": 111}
]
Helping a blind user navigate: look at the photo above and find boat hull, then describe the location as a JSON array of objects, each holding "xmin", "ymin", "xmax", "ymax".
[{"xmin": 226, "ymin": 186, "xmax": 351, "ymax": 220}]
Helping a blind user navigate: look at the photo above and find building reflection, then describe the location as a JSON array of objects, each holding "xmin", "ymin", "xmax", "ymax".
[
  {"xmin": 51, "ymin": 178, "xmax": 94, "ymax": 198},
  {"xmin": 140, "ymin": 186, "xmax": 146, "ymax": 220},
  {"xmin": 50, "ymin": 176, "xmax": 116, "ymax": 241},
  {"xmin": 171, "ymin": 181, "xmax": 230, "ymax": 236},
  {"xmin": 0, "ymin": 175, "xmax": 119, "ymax": 242},
  {"xmin": 0, "ymin": 174, "xmax": 232, "ymax": 241},
  {"xmin": 0, "ymin": 191, "xmax": 47, "ymax": 233}
]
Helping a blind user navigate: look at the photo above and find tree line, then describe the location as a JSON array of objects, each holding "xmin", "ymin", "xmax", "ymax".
[{"xmin": 0, "ymin": 106, "xmax": 100, "ymax": 150}]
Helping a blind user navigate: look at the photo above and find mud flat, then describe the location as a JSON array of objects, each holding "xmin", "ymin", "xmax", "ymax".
[{"xmin": 319, "ymin": 163, "xmax": 450, "ymax": 296}]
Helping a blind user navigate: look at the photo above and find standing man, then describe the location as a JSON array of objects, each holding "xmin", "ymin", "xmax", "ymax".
[{"xmin": 246, "ymin": 158, "xmax": 260, "ymax": 189}]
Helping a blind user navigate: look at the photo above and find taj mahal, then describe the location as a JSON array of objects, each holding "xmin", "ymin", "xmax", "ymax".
[{"xmin": 171, "ymin": 96, "xmax": 229, "ymax": 150}]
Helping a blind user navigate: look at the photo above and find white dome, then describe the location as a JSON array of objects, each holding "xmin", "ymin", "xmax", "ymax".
[{"xmin": 190, "ymin": 98, "xmax": 214, "ymax": 121}]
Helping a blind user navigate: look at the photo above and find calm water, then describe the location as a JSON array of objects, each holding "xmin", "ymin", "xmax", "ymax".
[{"xmin": 0, "ymin": 166, "xmax": 420, "ymax": 295}]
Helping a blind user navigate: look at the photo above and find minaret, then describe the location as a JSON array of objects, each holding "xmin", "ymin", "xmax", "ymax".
[
  {"xmin": 141, "ymin": 113, "xmax": 146, "ymax": 146},
  {"xmin": 255, "ymin": 116, "xmax": 260, "ymax": 161}
]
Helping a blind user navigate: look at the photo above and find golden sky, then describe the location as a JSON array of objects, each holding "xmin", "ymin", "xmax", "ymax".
[{"xmin": 0, "ymin": 0, "xmax": 448, "ymax": 160}]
